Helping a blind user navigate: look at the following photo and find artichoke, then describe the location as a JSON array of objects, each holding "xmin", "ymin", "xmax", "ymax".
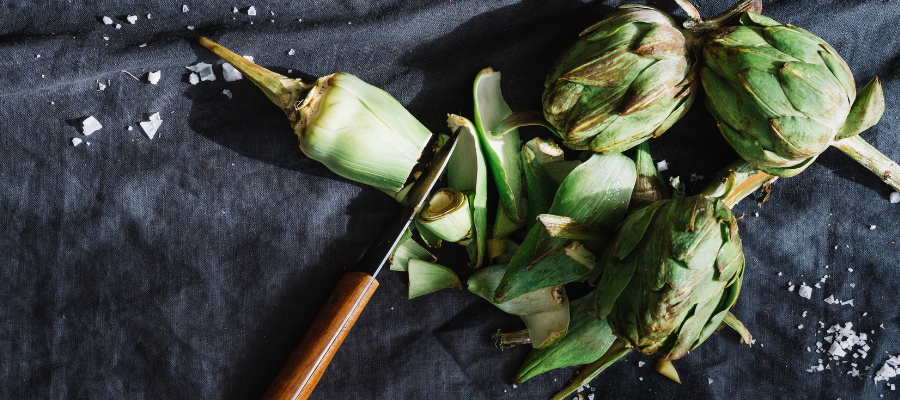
[
  {"xmin": 590, "ymin": 195, "xmax": 744, "ymax": 360},
  {"xmin": 199, "ymin": 38, "xmax": 432, "ymax": 195},
  {"xmin": 699, "ymin": 12, "xmax": 887, "ymax": 178},
  {"xmin": 542, "ymin": 4, "xmax": 697, "ymax": 154}
]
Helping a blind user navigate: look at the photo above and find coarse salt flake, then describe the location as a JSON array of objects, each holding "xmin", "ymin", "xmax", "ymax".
[
  {"xmin": 82, "ymin": 116, "xmax": 102, "ymax": 135},
  {"xmin": 799, "ymin": 284, "xmax": 812, "ymax": 299},
  {"xmin": 148, "ymin": 70, "xmax": 161, "ymax": 84},
  {"xmin": 187, "ymin": 26, "xmax": 195, "ymax": 30},
  {"xmin": 288, "ymin": 49, "xmax": 295, "ymax": 55},
  {"xmin": 127, "ymin": 15, "xmax": 137, "ymax": 24},
  {"xmin": 891, "ymin": 192, "xmax": 900, "ymax": 204},
  {"xmin": 102, "ymin": 16, "xmax": 113, "ymax": 25},
  {"xmin": 72, "ymin": 138, "xmax": 83, "ymax": 146},
  {"xmin": 182, "ymin": 5, "xmax": 189, "ymax": 12},
  {"xmin": 870, "ymin": 225, "xmax": 877, "ymax": 230},
  {"xmin": 656, "ymin": 160, "xmax": 668, "ymax": 172},
  {"xmin": 222, "ymin": 89, "xmax": 232, "ymax": 99},
  {"xmin": 248, "ymin": 6, "xmax": 257, "ymax": 15},
  {"xmin": 232, "ymin": 7, "xmax": 238, "ymax": 12},
  {"xmin": 638, "ymin": 361, "xmax": 645, "ymax": 367},
  {"xmin": 140, "ymin": 112, "xmax": 163, "ymax": 139},
  {"xmin": 188, "ymin": 73, "xmax": 199, "ymax": 85}
]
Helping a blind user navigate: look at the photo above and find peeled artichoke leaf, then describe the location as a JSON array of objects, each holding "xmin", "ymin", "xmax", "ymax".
[
  {"xmin": 468, "ymin": 265, "xmax": 565, "ymax": 316},
  {"xmin": 543, "ymin": 161, "xmax": 582, "ymax": 185},
  {"xmin": 515, "ymin": 291, "xmax": 618, "ymax": 383},
  {"xmin": 521, "ymin": 146, "xmax": 557, "ymax": 231},
  {"xmin": 492, "ymin": 203, "xmax": 526, "ymax": 239},
  {"xmin": 473, "ymin": 68, "xmax": 526, "ymax": 223},
  {"xmin": 407, "ymin": 259, "xmax": 462, "ymax": 299},
  {"xmin": 521, "ymin": 293, "xmax": 570, "ymax": 349},
  {"xmin": 389, "ymin": 232, "xmax": 436, "ymax": 272},
  {"xmin": 415, "ymin": 218, "xmax": 443, "ymax": 248},
  {"xmin": 495, "ymin": 234, "xmax": 590, "ymax": 302},
  {"xmin": 447, "ymin": 115, "xmax": 488, "ymax": 269},
  {"xmin": 549, "ymin": 153, "xmax": 636, "ymax": 230}
]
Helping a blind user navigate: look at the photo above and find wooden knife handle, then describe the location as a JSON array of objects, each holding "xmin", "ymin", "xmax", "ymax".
[{"xmin": 261, "ymin": 271, "xmax": 379, "ymax": 400}]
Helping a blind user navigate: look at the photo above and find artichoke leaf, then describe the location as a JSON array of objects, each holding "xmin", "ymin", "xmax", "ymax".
[
  {"xmin": 389, "ymin": 232, "xmax": 437, "ymax": 272},
  {"xmin": 779, "ymin": 61, "xmax": 850, "ymax": 129},
  {"xmin": 762, "ymin": 25, "xmax": 826, "ymax": 65},
  {"xmin": 820, "ymin": 49, "xmax": 857, "ymax": 103},
  {"xmin": 723, "ymin": 311, "xmax": 754, "ymax": 345},
  {"xmin": 468, "ymin": 265, "xmax": 565, "ymax": 316},
  {"xmin": 521, "ymin": 293, "xmax": 570, "ymax": 349},
  {"xmin": 836, "ymin": 77, "xmax": 885, "ymax": 140},
  {"xmin": 521, "ymin": 146, "xmax": 558, "ymax": 231},
  {"xmin": 634, "ymin": 24, "xmax": 688, "ymax": 59},
  {"xmin": 537, "ymin": 214, "xmax": 611, "ymax": 243},
  {"xmin": 740, "ymin": 12, "xmax": 781, "ymax": 27},
  {"xmin": 549, "ymin": 341, "xmax": 631, "ymax": 400},
  {"xmin": 447, "ymin": 115, "xmax": 488, "ymax": 269},
  {"xmin": 621, "ymin": 57, "xmax": 690, "ymax": 115},
  {"xmin": 515, "ymin": 292, "xmax": 618, "ymax": 383},
  {"xmin": 407, "ymin": 259, "xmax": 462, "ymax": 299}
]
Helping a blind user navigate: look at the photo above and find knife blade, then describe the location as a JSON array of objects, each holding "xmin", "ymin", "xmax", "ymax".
[{"xmin": 260, "ymin": 130, "xmax": 460, "ymax": 400}]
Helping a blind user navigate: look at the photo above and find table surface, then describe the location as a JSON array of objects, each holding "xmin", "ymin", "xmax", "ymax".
[{"xmin": 2, "ymin": 1, "xmax": 899, "ymax": 399}]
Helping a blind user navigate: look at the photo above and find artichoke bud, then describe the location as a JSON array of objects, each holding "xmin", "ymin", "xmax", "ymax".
[
  {"xmin": 700, "ymin": 13, "xmax": 885, "ymax": 177},
  {"xmin": 417, "ymin": 188, "xmax": 474, "ymax": 244},
  {"xmin": 199, "ymin": 38, "xmax": 432, "ymax": 195},
  {"xmin": 591, "ymin": 196, "xmax": 744, "ymax": 360},
  {"xmin": 542, "ymin": 5, "xmax": 696, "ymax": 154}
]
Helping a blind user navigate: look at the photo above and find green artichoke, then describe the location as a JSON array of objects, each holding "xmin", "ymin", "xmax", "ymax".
[
  {"xmin": 700, "ymin": 12, "xmax": 886, "ymax": 177},
  {"xmin": 542, "ymin": 4, "xmax": 697, "ymax": 154},
  {"xmin": 199, "ymin": 38, "xmax": 432, "ymax": 195},
  {"xmin": 590, "ymin": 195, "xmax": 744, "ymax": 360}
]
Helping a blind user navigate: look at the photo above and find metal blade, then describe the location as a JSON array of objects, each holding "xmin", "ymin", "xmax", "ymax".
[{"xmin": 351, "ymin": 131, "xmax": 461, "ymax": 277}]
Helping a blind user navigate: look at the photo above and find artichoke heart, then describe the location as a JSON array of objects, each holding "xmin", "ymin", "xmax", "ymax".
[
  {"xmin": 417, "ymin": 188, "xmax": 474, "ymax": 244},
  {"xmin": 199, "ymin": 37, "xmax": 432, "ymax": 195}
]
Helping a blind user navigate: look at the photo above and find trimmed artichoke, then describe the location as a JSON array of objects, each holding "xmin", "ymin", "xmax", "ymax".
[
  {"xmin": 590, "ymin": 196, "xmax": 744, "ymax": 360},
  {"xmin": 199, "ymin": 38, "xmax": 432, "ymax": 195},
  {"xmin": 700, "ymin": 13, "xmax": 886, "ymax": 177},
  {"xmin": 542, "ymin": 4, "xmax": 697, "ymax": 154}
]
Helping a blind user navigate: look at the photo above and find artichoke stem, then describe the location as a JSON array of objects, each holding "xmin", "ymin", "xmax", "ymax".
[
  {"xmin": 679, "ymin": 0, "xmax": 762, "ymax": 33},
  {"xmin": 493, "ymin": 329, "xmax": 531, "ymax": 350},
  {"xmin": 832, "ymin": 135, "xmax": 900, "ymax": 193},
  {"xmin": 198, "ymin": 37, "xmax": 311, "ymax": 112}
]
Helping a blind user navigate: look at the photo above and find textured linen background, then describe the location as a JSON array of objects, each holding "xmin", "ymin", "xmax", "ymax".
[{"xmin": 1, "ymin": 0, "xmax": 899, "ymax": 399}]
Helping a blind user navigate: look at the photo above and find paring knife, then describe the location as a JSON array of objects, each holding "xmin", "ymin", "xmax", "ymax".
[{"xmin": 260, "ymin": 130, "xmax": 460, "ymax": 400}]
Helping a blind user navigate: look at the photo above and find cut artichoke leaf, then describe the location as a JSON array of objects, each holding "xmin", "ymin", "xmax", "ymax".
[
  {"xmin": 407, "ymin": 259, "xmax": 462, "ymax": 299},
  {"xmin": 415, "ymin": 219, "xmax": 443, "ymax": 248},
  {"xmin": 543, "ymin": 161, "xmax": 583, "ymax": 185},
  {"xmin": 495, "ymin": 153, "xmax": 636, "ymax": 302},
  {"xmin": 447, "ymin": 115, "xmax": 488, "ymax": 269},
  {"xmin": 417, "ymin": 188, "xmax": 473, "ymax": 244},
  {"xmin": 492, "ymin": 201, "xmax": 526, "ymax": 240},
  {"xmin": 524, "ymin": 137, "xmax": 565, "ymax": 165},
  {"xmin": 487, "ymin": 238, "xmax": 508, "ymax": 263},
  {"xmin": 564, "ymin": 241, "xmax": 597, "ymax": 270},
  {"xmin": 468, "ymin": 265, "xmax": 565, "ymax": 316},
  {"xmin": 698, "ymin": 158, "xmax": 778, "ymax": 208},
  {"xmin": 549, "ymin": 340, "xmax": 631, "ymax": 400},
  {"xmin": 515, "ymin": 291, "xmax": 618, "ymax": 383},
  {"xmin": 389, "ymin": 229, "xmax": 437, "ymax": 272},
  {"xmin": 493, "ymin": 110, "xmax": 560, "ymax": 139},
  {"xmin": 473, "ymin": 68, "xmax": 526, "ymax": 223},
  {"xmin": 655, "ymin": 359, "xmax": 682, "ymax": 384},
  {"xmin": 521, "ymin": 145, "xmax": 558, "ymax": 231},
  {"xmin": 521, "ymin": 292, "xmax": 570, "ymax": 349},
  {"xmin": 724, "ymin": 311, "xmax": 754, "ymax": 345},
  {"xmin": 492, "ymin": 239, "xmax": 520, "ymax": 265},
  {"xmin": 199, "ymin": 38, "xmax": 431, "ymax": 195},
  {"xmin": 537, "ymin": 214, "xmax": 610, "ymax": 243}
]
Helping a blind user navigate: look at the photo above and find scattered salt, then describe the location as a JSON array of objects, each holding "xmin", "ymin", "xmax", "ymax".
[
  {"xmin": 103, "ymin": 36, "xmax": 109, "ymax": 40},
  {"xmin": 874, "ymin": 354, "xmax": 900, "ymax": 387},
  {"xmin": 127, "ymin": 15, "xmax": 137, "ymax": 24},
  {"xmin": 139, "ymin": 112, "xmax": 163, "ymax": 139},
  {"xmin": 127, "ymin": 126, "xmax": 133, "ymax": 131},
  {"xmin": 850, "ymin": 283, "xmax": 856, "ymax": 288},
  {"xmin": 656, "ymin": 160, "xmax": 668, "ymax": 172},
  {"xmin": 288, "ymin": 49, "xmax": 296, "ymax": 55},
  {"xmin": 799, "ymin": 284, "xmax": 811, "ymax": 299},
  {"xmin": 891, "ymin": 192, "xmax": 900, "ymax": 204},
  {"xmin": 638, "ymin": 361, "xmax": 645, "ymax": 367},
  {"xmin": 788, "ymin": 283, "xmax": 795, "ymax": 292},
  {"xmin": 825, "ymin": 295, "xmax": 837, "ymax": 304},
  {"xmin": 139, "ymin": 43, "xmax": 147, "ymax": 47},
  {"xmin": 115, "ymin": 24, "xmax": 121, "ymax": 29},
  {"xmin": 639, "ymin": 377, "xmax": 643, "ymax": 381},
  {"xmin": 232, "ymin": 7, "xmax": 238, "ymax": 12},
  {"xmin": 189, "ymin": 73, "xmax": 199, "ymax": 85},
  {"xmin": 708, "ymin": 378, "xmax": 713, "ymax": 385},
  {"xmin": 814, "ymin": 283, "xmax": 821, "ymax": 289},
  {"xmin": 186, "ymin": 62, "xmax": 215, "ymax": 81},
  {"xmin": 778, "ymin": 272, "xmax": 783, "ymax": 276},
  {"xmin": 222, "ymin": 89, "xmax": 232, "ymax": 99},
  {"xmin": 802, "ymin": 311, "xmax": 808, "ymax": 317},
  {"xmin": 870, "ymin": 225, "xmax": 877, "ymax": 230},
  {"xmin": 97, "ymin": 81, "xmax": 106, "ymax": 90},
  {"xmin": 82, "ymin": 116, "xmax": 102, "ymax": 135},
  {"xmin": 248, "ymin": 6, "xmax": 257, "ymax": 15},
  {"xmin": 187, "ymin": 26, "xmax": 195, "ymax": 30},
  {"xmin": 102, "ymin": 16, "xmax": 113, "ymax": 25},
  {"xmin": 848, "ymin": 268, "xmax": 854, "ymax": 272},
  {"xmin": 72, "ymin": 138, "xmax": 83, "ymax": 146},
  {"xmin": 147, "ymin": 14, "xmax": 152, "ymax": 19},
  {"xmin": 798, "ymin": 324, "xmax": 804, "ymax": 329},
  {"xmin": 840, "ymin": 299, "xmax": 854, "ymax": 306},
  {"xmin": 512, "ymin": 384, "xmax": 517, "ymax": 389},
  {"xmin": 182, "ymin": 5, "xmax": 189, "ymax": 12},
  {"xmin": 35, "ymin": 54, "xmax": 40, "ymax": 58},
  {"xmin": 148, "ymin": 71, "xmax": 161, "ymax": 85}
]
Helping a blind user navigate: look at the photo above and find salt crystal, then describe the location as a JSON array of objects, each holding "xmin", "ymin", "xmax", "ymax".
[
  {"xmin": 754, "ymin": 212, "xmax": 760, "ymax": 217},
  {"xmin": 102, "ymin": 16, "xmax": 113, "ymax": 25},
  {"xmin": 270, "ymin": 11, "xmax": 274, "ymax": 15},
  {"xmin": 82, "ymin": 116, "xmax": 102, "ymax": 135},
  {"xmin": 72, "ymin": 138, "xmax": 83, "ymax": 146},
  {"xmin": 778, "ymin": 272, "xmax": 783, "ymax": 276},
  {"xmin": 814, "ymin": 283, "xmax": 821, "ymax": 288},
  {"xmin": 36, "ymin": 54, "xmax": 40, "ymax": 58},
  {"xmin": 850, "ymin": 283, "xmax": 856, "ymax": 288},
  {"xmin": 127, "ymin": 15, "xmax": 137, "ymax": 24},
  {"xmin": 232, "ymin": 7, "xmax": 238, "ymax": 12},
  {"xmin": 288, "ymin": 49, "xmax": 295, "ymax": 55},
  {"xmin": 187, "ymin": 26, "xmax": 195, "ymax": 30},
  {"xmin": 870, "ymin": 225, "xmax": 877, "ymax": 230},
  {"xmin": 588, "ymin": 395, "xmax": 595, "ymax": 400},
  {"xmin": 140, "ymin": 112, "xmax": 163, "ymax": 139},
  {"xmin": 139, "ymin": 43, "xmax": 147, "ymax": 47},
  {"xmin": 638, "ymin": 361, "xmax": 645, "ymax": 367},
  {"xmin": 187, "ymin": 62, "xmax": 215, "ymax": 81},
  {"xmin": 798, "ymin": 284, "xmax": 812, "ymax": 299},
  {"xmin": 147, "ymin": 14, "xmax": 152, "ymax": 19},
  {"xmin": 182, "ymin": 5, "xmax": 189, "ymax": 12},
  {"xmin": 848, "ymin": 268, "xmax": 854, "ymax": 272},
  {"xmin": 891, "ymin": 192, "xmax": 900, "ymax": 204},
  {"xmin": 639, "ymin": 377, "xmax": 643, "ymax": 381},
  {"xmin": 512, "ymin": 384, "xmax": 517, "ymax": 389},
  {"xmin": 807, "ymin": 347, "xmax": 811, "ymax": 352},
  {"xmin": 656, "ymin": 160, "xmax": 668, "ymax": 172},
  {"xmin": 798, "ymin": 324, "xmax": 804, "ymax": 329},
  {"xmin": 97, "ymin": 81, "xmax": 106, "ymax": 90},
  {"xmin": 222, "ymin": 89, "xmax": 232, "ymax": 99},
  {"xmin": 802, "ymin": 311, "xmax": 807, "ymax": 317},
  {"xmin": 127, "ymin": 126, "xmax": 133, "ymax": 131},
  {"xmin": 148, "ymin": 70, "xmax": 161, "ymax": 85},
  {"xmin": 708, "ymin": 378, "xmax": 713, "ymax": 385},
  {"xmin": 248, "ymin": 6, "xmax": 257, "ymax": 15},
  {"xmin": 189, "ymin": 73, "xmax": 199, "ymax": 85},
  {"xmin": 103, "ymin": 36, "xmax": 109, "ymax": 40},
  {"xmin": 824, "ymin": 295, "xmax": 836, "ymax": 304},
  {"xmin": 115, "ymin": 24, "xmax": 121, "ymax": 29},
  {"xmin": 788, "ymin": 284, "xmax": 795, "ymax": 292},
  {"xmin": 840, "ymin": 299, "xmax": 854, "ymax": 306}
]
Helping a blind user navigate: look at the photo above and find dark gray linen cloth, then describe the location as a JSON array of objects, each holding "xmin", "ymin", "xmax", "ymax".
[{"xmin": 2, "ymin": 0, "xmax": 899, "ymax": 399}]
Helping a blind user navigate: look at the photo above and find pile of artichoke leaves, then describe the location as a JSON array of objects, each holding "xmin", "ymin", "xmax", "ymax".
[{"xmin": 199, "ymin": 0, "xmax": 900, "ymax": 397}]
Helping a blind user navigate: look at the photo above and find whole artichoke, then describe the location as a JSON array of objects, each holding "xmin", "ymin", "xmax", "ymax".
[
  {"xmin": 589, "ymin": 196, "xmax": 744, "ymax": 360},
  {"xmin": 542, "ymin": 4, "xmax": 697, "ymax": 154},
  {"xmin": 700, "ymin": 12, "xmax": 885, "ymax": 177}
]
